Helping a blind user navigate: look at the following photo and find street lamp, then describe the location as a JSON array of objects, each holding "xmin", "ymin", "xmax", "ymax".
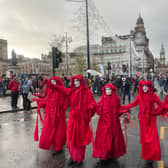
[
  {"xmin": 129, "ymin": 35, "xmax": 133, "ymax": 78},
  {"xmin": 65, "ymin": 32, "xmax": 72, "ymax": 76}
]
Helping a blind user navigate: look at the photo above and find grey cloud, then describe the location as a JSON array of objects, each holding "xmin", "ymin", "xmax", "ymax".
[{"xmin": 0, "ymin": 0, "xmax": 168, "ymax": 58}]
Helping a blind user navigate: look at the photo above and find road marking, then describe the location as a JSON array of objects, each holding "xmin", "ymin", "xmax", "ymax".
[
  {"xmin": 160, "ymin": 126, "xmax": 168, "ymax": 140},
  {"xmin": 158, "ymin": 126, "xmax": 168, "ymax": 168},
  {"xmin": 158, "ymin": 160, "xmax": 164, "ymax": 168}
]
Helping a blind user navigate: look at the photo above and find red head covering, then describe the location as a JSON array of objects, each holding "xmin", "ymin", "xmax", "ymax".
[
  {"xmin": 102, "ymin": 83, "xmax": 117, "ymax": 97},
  {"xmin": 138, "ymin": 80, "xmax": 153, "ymax": 100},
  {"xmin": 98, "ymin": 83, "xmax": 119, "ymax": 116},
  {"xmin": 70, "ymin": 74, "xmax": 87, "ymax": 90}
]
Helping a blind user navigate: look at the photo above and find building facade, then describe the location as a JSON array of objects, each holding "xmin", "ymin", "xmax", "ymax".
[
  {"xmin": 18, "ymin": 58, "xmax": 50, "ymax": 76},
  {"xmin": 0, "ymin": 39, "xmax": 8, "ymax": 76},
  {"xmin": 156, "ymin": 44, "xmax": 168, "ymax": 74},
  {"xmin": 0, "ymin": 39, "xmax": 8, "ymax": 60},
  {"xmin": 93, "ymin": 14, "xmax": 154, "ymax": 75}
]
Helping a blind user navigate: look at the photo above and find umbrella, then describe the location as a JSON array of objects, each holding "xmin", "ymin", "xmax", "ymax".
[
  {"xmin": 86, "ymin": 69, "xmax": 103, "ymax": 77},
  {"xmin": 136, "ymin": 72, "xmax": 141, "ymax": 75}
]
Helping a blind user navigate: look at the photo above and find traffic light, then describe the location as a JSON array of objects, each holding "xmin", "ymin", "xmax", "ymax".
[{"xmin": 52, "ymin": 47, "xmax": 62, "ymax": 68}]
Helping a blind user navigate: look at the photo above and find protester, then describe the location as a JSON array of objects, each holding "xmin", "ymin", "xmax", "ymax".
[
  {"xmin": 50, "ymin": 74, "xmax": 96, "ymax": 166},
  {"xmin": 33, "ymin": 76, "xmax": 69, "ymax": 155},
  {"xmin": 122, "ymin": 80, "xmax": 164, "ymax": 167},
  {"xmin": 93, "ymin": 83, "xmax": 126, "ymax": 166},
  {"xmin": 122, "ymin": 76, "xmax": 131, "ymax": 104}
]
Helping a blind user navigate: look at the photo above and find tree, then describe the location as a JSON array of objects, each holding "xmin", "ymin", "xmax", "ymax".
[
  {"xmin": 92, "ymin": 56, "xmax": 98, "ymax": 71},
  {"xmin": 74, "ymin": 53, "xmax": 87, "ymax": 75},
  {"xmin": 11, "ymin": 49, "xmax": 17, "ymax": 66}
]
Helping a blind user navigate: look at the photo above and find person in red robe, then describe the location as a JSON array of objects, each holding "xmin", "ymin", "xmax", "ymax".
[
  {"xmin": 50, "ymin": 74, "xmax": 96, "ymax": 166},
  {"xmin": 33, "ymin": 76, "xmax": 69, "ymax": 155},
  {"xmin": 122, "ymin": 80, "xmax": 163, "ymax": 167},
  {"xmin": 93, "ymin": 83, "xmax": 126, "ymax": 166}
]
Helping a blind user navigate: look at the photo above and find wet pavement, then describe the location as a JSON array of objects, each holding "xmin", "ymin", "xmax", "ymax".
[
  {"xmin": 0, "ymin": 87, "xmax": 168, "ymax": 168},
  {"xmin": 0, "ymin": 107, "xmax": 168, "ymax": 168},
  {"xmin": 0, "ymin": 96, "xmax": 36, "ymax": 113}
]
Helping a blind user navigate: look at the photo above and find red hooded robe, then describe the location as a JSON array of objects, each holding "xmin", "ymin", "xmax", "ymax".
[
  {"xmin": 38, "ymin": 76, "xmax": 69, "ymax": 151},
  {"xmin": 122, "ymin": 81, "xmax": 163, "ymax": 160},
  {"xmin": 50, "ymin": 75, "xmax": 96, "ymax": 162},
  {"xmin": 93, "ymin": 83, "xmax": 126, "ymax": 160}
]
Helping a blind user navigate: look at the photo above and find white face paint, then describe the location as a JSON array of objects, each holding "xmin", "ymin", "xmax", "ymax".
[
  {"xmin": 143, "ymin": 85, "xmax": 148, "ymax": 93},
  {"xmin": 51, "ymin": 79, "xmax": 56, "ymax": 85},
  {"xmin": 74, "ymin": 79, "xmax": 80, "ymax": 88},
  {"xmin": 122, "ymin": 77, "xmax": 126, "ymax": 82},
  {"xmin": 105, "ymin": 87, "xmax": 112, "ymax": 96}
]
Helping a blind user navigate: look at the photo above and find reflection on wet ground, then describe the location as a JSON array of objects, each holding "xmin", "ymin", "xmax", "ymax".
[{"xmin": 0, "ymin": 105, "xmax": 168, "ymax": 167}]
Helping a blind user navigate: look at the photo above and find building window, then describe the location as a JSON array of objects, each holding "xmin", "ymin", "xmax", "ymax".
[
  {"xmin": 137, "ymin": 32, "xmax": 141, "ymax": 38},
  {"xmin": 112, "ymin": 43, "xmax": 115, "ymax": 47}
]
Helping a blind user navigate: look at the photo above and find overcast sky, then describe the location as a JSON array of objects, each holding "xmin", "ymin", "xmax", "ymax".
[{"xmin": 0, "ymin": 0, "xmax": 167, "ymax": 59}]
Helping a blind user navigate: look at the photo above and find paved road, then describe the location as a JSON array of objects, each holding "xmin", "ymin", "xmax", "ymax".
[
  {"xmin": 0, "ymin": 97, "xmax": 168, "ymax": 168},
  {"xmin": 0, "ymin": 82, "xmax": 168, "ymax": 168}
]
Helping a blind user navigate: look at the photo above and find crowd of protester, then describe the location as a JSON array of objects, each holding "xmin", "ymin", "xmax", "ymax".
[{"xmin": 1, "ymin": 72, "xmax": 168, "ymax": 113}]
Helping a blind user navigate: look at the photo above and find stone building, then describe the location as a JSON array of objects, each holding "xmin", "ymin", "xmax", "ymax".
[
  {"xmin": 0, "ymin": 39, "xmax": 8, "ymax": 60},
  {"xmin": 0, "ymin": 39, "xmax": 8, "ymax": 76},
  {"xmin": 18, "ymin": 58, "xmax": 50, "ymax": 76},
  {"xmin": 156, "ymin": 44, "xmax": 168, "ymax": 74},
  {"xmin": 93, "ymin": 14, "xmax": 154, "ymax": 75}
]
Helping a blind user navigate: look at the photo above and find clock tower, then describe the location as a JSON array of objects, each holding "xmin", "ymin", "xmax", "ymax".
[
  {"xmin": 134, "ymin": 13, "xmax": 149, "ymax": 49},
  {"xmin": 160, "ymin": 43, "xmax": 165, "ymax": 67},
  {"xmin": 131, "ymin": 13, "xmax": 154, "ymax": 73}
]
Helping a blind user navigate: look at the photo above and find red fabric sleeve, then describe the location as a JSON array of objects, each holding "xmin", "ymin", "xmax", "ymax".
[
  {"xmin": 154, "ymin": 94, "xmax": 163, "ymax": 107},
  {"xmin": 50, "ymin": 81, "xmax": 71, "ymax": 96},
  {"xmin": 87, "ymin": 90, "xmax": 96, "ymax": 118},
  {"xmin": 122, "ymin": 95, "xmax": 139, "ymax": 109},
  {"xmin": 153, "ymin": 94, "xmax": 167, "ymax": 116},
  {"xmin": 96, "ymin": 97, "xmax": 103, "ymax": 115}
]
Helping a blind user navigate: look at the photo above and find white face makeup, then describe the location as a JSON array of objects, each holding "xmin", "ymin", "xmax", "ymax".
[
  {"xmin": 122, "ymin": 77, "xmax": 126, "ymax": 82},
  {"xmin": 51, "ymin": 79, "xmax": 56, "ymax": 85},
  {"xmin": 74, "ymin": 79, "xmax": 80, "ymax": 88},
  {"xmin": 142, "ymin": 85, "xmax": 148, "ymax": 93},
  {"xmin": 105, "ymin": 87, "xmax": 112, "ymax": 96}
]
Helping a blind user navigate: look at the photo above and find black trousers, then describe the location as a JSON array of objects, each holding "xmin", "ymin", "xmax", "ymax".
[
  {"xmin": 22, "ymin": 94, "xmax": 31, "ymax": 111},
  {"xmin": 11, "ymin": 91, "xmax": 19, "ymax": 108},
  {"xmin": 123, "ymin": 90, "xmax": 131, "ymax": 104}
]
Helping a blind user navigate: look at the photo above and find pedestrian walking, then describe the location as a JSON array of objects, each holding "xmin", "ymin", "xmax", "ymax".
[
  {"xmin": 50, "ymin": 74, "xmax": 96, "ymax": 166},
  {"xmin": 93, "ymin": 83, "xmax": 126, "ymax": 167},
  {"xmin": 8, "ymin": 74, "xmax": 19, "ymax": 111}
]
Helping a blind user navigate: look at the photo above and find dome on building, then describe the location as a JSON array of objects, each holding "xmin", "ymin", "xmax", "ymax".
[{"xmin": 136, "ymin": 13, "xmax": 144, "ymax": 25}]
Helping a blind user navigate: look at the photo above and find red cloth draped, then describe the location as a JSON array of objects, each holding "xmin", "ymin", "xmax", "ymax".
[
  {"xmin": 34, "ymin": 76, "xmax": 69, "ymax": 151},
  {"xmin": 122, "ymin": 80, "xmax": 163, "ymax": 160},
  {"xmin": 51, "ymin": 75, "xmax": 96, "ymax": 161},
  {"xmin": 93, "ymin": 83, "xmax": 126, "ymax": 160}
]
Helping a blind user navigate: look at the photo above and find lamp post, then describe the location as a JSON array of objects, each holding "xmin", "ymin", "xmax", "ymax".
[
  {"xmin": 129, "ymin": 35, "xmax": 133, "ymax": 78},
  {"xmin": 65, "ymin": 32, "xmax": 72, "ymax": 76},
  {"xmin": 85, "ymin": 0, "xmax": 90, "ymax": 70}
]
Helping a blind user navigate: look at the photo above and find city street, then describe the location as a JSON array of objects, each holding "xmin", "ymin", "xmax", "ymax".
[{"xmin": 0, "ymin": 93, "xmax": 168, "ymax": 168}]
